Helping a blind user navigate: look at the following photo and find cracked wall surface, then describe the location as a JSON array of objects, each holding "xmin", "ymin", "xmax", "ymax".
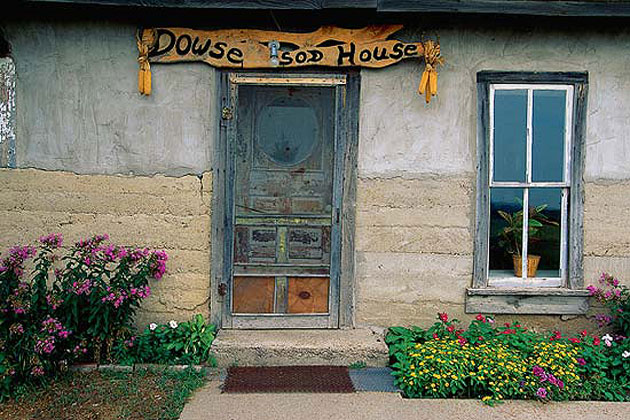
[
  {"xmin": 3, "ymin": 21, "xmax": 216, "ymax": 176},
  {"xmin": 0, "ymin": 169, "xmax": 212, "ymax": 326},
  {"xmin": 1, "ymin": 20, "xmax": 630, "ymax": 329}
]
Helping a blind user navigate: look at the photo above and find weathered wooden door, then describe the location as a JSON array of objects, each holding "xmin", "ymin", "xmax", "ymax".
[{"xmin": 223, "ymin": 74, "xmax": 346, "ymax": 328}]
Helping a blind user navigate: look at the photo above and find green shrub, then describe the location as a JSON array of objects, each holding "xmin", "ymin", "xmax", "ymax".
[
  {"xmin": 0, "ymin": 233, "xmax": 167, "ymax": 400},
  {"xmin": 112, "ymin": 314, "xmax": 216, "ymax": 366}
]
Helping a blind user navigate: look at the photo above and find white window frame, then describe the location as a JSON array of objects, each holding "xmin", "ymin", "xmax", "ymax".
[{"xmin": 488, "ymin": 84, "xmax": 574, "ymax": 288}]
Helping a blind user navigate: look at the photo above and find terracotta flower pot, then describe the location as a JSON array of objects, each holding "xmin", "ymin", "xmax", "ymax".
[{"xmin": 512, "ymin": 254, "xmax": 541, "ymax": 277}]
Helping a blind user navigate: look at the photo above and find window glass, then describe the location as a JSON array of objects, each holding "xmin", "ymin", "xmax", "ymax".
[
  {"xmin": 493, "ymin": 90, "xmax": 527, "ymax": 182},
  {"xmin": 489, "ymin": 188, "xmax": 523, "ymax": 276},
  {"xmin": 527, "ymin": 188, "xmax": 562, "ymax": 278},
  {"xmin": 533, "ymin": 90, "xmax": 566, "ymax": 182}
]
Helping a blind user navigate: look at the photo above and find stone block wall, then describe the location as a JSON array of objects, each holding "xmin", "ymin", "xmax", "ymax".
[
  {"xmin": 354, "ymin": 176, "xmax": 474, "ymax": 326},
  {"xmin": 0, "ymin": 169, "xmax": 213, "ymax": 326}
]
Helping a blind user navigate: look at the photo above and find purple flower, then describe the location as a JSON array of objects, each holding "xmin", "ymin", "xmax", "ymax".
[
  {"xmin": 532, "ymin": 366, "xmax": 545, "ymax": 377},
  {"xmin": 536, "ymin": 387, "xmax": 548, "ymax": 399},
  {"xmin": 39, "ymin": 233, "xmax": 63, "ymax": 249},
  {"xmin": 577, "ymin": 358, "xmax": 586, "ymax": 366}
]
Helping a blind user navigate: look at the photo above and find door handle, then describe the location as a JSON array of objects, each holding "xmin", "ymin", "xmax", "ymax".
[{"xmin": 218, "ymin": 283, "xmax": 228, "ymax": 297}]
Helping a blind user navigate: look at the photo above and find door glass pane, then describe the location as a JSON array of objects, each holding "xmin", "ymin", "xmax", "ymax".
[
  {"xmin": 527, "ymin": 188, "xmax": 562, "ymax": 278},
  {"xmin": 533, "ymin": 90, "xmax": 566, "ymax": 182},
  {"xmin": 235, "ymin": 85, "xmax": 335, "ymax": 216},
  {"xmin": 489, "ymin": 188, "xmax": 523, "ymax": 277},
  {"xmin": 493, "ymin": 90, "xmax": 527, "ymax": 182}
]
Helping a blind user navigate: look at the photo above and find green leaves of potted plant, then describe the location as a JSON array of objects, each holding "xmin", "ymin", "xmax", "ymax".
[{"xmin": 497, "ymin": 204, "xmax": 559, "ymax": 277}]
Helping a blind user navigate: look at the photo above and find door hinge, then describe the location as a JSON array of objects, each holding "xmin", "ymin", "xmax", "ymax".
[
  {"xmin": 221, "ymin": 107, "xmax": 233, "ymax": 120},
  {"xmin": 218, "ymin": 283, "xmax": 228, "ymax": 297}
]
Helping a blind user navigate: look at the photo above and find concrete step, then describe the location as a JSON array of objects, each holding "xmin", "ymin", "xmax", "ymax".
[{"xmin": 211, "ymin": 328, "xmax": 389, "ymax": 367}]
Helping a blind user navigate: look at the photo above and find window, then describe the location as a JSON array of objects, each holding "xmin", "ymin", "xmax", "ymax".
[{"xmin": 468, "ymin": 72, "xmax": 589, "ymax": 315}]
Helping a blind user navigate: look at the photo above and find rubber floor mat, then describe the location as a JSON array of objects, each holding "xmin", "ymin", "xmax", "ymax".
[{"xmin": 222, "ymin": 366, "xmax": 355, "ymax": 393}]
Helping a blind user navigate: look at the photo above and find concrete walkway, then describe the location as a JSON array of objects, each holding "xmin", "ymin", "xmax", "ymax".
[{"xmin": 179, "ymin": 373, "xmax": 630, "ymax": 420}]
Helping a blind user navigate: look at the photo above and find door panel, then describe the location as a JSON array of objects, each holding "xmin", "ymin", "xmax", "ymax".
[
  {"xmin": 225, "ymin": 75, "xmax": 344, "ymax": 328},
  {"xmin": 287, "ymin": 277, "xmax": 329, "ymax": 314},
  {"xmin": 232, "ymin": 277, "xmax": 275, "ymax": 313}
]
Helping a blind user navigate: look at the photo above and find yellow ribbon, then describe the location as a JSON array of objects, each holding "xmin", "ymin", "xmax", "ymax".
[
  {"xmin": 418, "ymin": 40, "xmax": 444, "ymax": 104},
  {"xmin": 136, "ymin": 29, "xmax": 157, "ymax": 96}
]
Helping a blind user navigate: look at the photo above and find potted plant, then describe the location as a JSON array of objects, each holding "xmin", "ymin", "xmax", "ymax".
[{"xmin": 497, "ymin": 204, "xmax": 559, "ymax": 277}]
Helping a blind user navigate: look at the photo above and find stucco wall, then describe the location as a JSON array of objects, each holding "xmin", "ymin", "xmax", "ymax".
[
  {"xmin": 2, "ymin": 19, "xmax": 630, "ymax": 329},
  {"xmin": 3, "ymin": 21, "xmax": 216, "ymax": 176},
  {"xmin": 355, "ymin": 25, "xmax": 630, "ymax": 328}
]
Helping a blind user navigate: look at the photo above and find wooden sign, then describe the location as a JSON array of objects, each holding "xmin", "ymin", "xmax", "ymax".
[
  {"xmin": 137, "ymin": 25, "xmax": 443, "ymax": 103},
  {"xmin": 145, "ymin": 25, "xmax": 424, "ymax": 69}
]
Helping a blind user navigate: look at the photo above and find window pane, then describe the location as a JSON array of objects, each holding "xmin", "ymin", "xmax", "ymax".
[
  {"xmin": 489, "ymin": 188, "xmax": 523, "ymax": 276},
  {"xmin": 493, "ymin": 90, "xmax": 527, "ymax": 182},
  {"xmin": 527, "ymin": 188, "xmax": 562, "ymax": 278},
  {"xmin": 533, "ymin": 90, "xmax": 566, "ymax": 182}
]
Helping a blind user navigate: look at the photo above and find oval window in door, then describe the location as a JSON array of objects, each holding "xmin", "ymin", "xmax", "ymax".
[{"xmin": 256, "ymin": 97, "xmax": 319, "ymax": 167}]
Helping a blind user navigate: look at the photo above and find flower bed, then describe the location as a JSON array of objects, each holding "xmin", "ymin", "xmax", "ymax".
[
  {"xmin": 0, "ymin": 233, "xmax": 215, "ymax": 401},
  {"xmin": 387, "ymin": 310, "xmax": 630, "ymax": 404}
]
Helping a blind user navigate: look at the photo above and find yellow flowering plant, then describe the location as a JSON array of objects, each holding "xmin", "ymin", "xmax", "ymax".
[{"xmin": 386, "ymin": 313, "xmax": 619, "ymax": 405}]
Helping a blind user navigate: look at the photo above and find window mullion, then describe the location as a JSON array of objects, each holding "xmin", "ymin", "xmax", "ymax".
[
  {"xmin": 522, "ymin": 188, "xmax": 529, "ymax": 279},
  {"xmin": 522, "ymin": 89, "xmax": 534, "ymax": 279}
]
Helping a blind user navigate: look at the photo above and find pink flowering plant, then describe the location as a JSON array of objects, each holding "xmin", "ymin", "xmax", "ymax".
[
  {"xmin": 0, "ymin": 233, "xmax": 168, "ymax": 398},
  {"xmin": 0, "ymin": 234, "xmax": 73, "ymax": 398},
  {"xmin": 587, "ymin": 273, "xmax": 630, "ymax": 336},
  {"xmin": 57, "ymin": 234, "xmax": 168, "ymax": 362}
]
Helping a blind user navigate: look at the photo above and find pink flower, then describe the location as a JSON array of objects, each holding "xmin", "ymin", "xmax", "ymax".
[
  {"xmin": 31, "ymin": 366, "xmax": 45, "ymax": 376},
  {"xmin": 447, "ymin": 325, "xmax": 455, "ymax": 333},
  {"xmin": 577, "ymin": 358, "xmax": 586, "ymax": 366},
  {"xmin": 438, "ymin": 312, "xmax": 448, "ymax": 322},
  {"xmin": 568, "ymin": 338, "xmax": 581, "ymax": 344},
  {"xmin": 536, "ymin": 387, "xmax": 548, "ymax": 399},
  {"xmin": 432, "ymin": 333, "xmax": 439, "ymax": 340},
  {"xmin": 39, "ymin": 233, "xmax": 63, "ymax": 248},
  {"xmin": 475, "ymin": 314, "xmax": 485, "ymax": 322}
]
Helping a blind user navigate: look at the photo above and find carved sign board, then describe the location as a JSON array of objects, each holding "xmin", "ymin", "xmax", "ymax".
[{"xmin": 145, "ymin": 25, "xmax": 425, "ymax": 68}]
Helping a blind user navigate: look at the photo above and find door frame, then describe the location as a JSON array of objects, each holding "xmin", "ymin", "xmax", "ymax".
[{"xmin": 210, "ymin": 69, "xmax": 360, "ymax": 329}]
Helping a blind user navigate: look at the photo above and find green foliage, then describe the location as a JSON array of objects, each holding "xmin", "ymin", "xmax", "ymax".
[
  {"xmin": 387, "ymin": 313, "xmax": 630, "ymax": 404},
  {"xmin": 112, "ymin": 314, "xmax": 216, "ymax": 366},
  {"xmin": 497, "ymin": 204, "xmax": 558, "ymax": 256},
  {"xmin": 349, "ymin": 361, "xmax": 367, "ymax": 369}
]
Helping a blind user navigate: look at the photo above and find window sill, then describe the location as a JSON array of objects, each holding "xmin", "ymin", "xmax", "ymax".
[{"xmin": 465, "ymin": 287, "xmax": 590, "ymax": 315}]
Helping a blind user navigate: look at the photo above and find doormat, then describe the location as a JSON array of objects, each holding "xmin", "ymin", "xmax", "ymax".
[{"xmin": 222, "ymin": 366, "xmax": 355, "ymax": 393}]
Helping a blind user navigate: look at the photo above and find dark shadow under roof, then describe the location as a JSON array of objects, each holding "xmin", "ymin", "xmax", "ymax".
[{"xmin": 16, "ymin": 0, "xmax": 630, "ymax": 17}]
